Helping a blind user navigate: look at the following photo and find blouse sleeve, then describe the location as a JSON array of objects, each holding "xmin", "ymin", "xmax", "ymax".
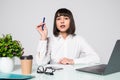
[
  {"xmin": 74, "ymin": 36, "xmax": 100, "ymax": 64},
  {"xmin": 36, "ymin": 38, "xmax": 51, "ymax": 65}
]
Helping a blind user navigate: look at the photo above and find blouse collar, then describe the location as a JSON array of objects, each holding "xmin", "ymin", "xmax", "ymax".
[{"xmin": 56, "ymin": 34, "xmax": 73, "ymax": 40}]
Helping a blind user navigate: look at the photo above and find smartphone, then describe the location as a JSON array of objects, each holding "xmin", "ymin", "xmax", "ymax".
[{"xmin": 42, "ymin": 17, "xmax": 45, "ymax": 30}]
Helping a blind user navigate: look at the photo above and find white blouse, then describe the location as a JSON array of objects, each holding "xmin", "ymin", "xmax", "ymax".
[{"xmin": 36, "ymin": 35, "xmax": 100, "ymax": 65}]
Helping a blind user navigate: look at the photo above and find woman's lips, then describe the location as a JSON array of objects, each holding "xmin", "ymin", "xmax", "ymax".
[{"xmin": 60, "ymin": 25, "xmax": 65, "ymax": 28}]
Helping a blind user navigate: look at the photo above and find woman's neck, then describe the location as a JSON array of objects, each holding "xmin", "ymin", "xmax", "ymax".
[{"xmin": 59, "ymin": 32, "xmax": 68, "ymax": 39}]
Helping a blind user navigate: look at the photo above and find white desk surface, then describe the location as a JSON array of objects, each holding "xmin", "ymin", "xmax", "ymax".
[{"xmin": 11, "ymin": 64, "xmax": 120, "ymax": 80}]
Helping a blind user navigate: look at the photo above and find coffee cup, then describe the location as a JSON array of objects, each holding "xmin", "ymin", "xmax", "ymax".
[{"xmin": 20, "ymin": 55, "xmax": 33, "ymax": 75}]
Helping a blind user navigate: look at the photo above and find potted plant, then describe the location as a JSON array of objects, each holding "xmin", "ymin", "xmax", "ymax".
[{"xmin": 0, "ymin": 34, "xmax": 24, "ymax": 73}]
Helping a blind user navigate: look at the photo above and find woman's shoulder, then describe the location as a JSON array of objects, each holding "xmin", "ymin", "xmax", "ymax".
[
  {"xmin": 47, "ymin": 35, "xmax": 58, "ymax": 41},
  {"xmin": 73, "ymin": 35, "xmax": 90, "ymax": 45},
  {"xmin": 73, "ymin": 34, "xmax": 85, "ymax": 40}
]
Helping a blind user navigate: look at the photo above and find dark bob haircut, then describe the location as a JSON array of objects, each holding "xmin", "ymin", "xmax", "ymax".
[{"xmin": 53, "ymin": 8, "xmax": 76, "ymax": 37}]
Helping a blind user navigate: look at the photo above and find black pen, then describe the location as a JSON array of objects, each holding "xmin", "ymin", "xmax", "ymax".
[{"xmin": 42, "ymin": 17, "xmax": 45, "ymax": 30}]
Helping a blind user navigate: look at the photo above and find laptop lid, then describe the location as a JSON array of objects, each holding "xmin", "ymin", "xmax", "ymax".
[
  {"xmin": 104, "ymin": 40, "xmax": 120, "ymax": 75},
  {"xmin": 76, "ymin": 40, "xmax": 120, "ymax": 75}
]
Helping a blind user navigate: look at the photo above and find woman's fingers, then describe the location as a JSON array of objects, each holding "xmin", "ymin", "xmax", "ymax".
[
  {"xmin": 58, "ymin": 57, "xmax": 74, "ymax": 65},
  {"xmin": 36, "ymin": 22, "xmax": 48, "ymax": 40},
  {"xmin": 36, "ymin": 23, "xmax": 45, "ymax": 31},
  {"xmin": 59, "ymin": 58, "xmax": 70, "ymax": 64}
]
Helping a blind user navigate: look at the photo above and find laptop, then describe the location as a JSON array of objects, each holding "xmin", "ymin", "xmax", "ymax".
[{"xmin": 76, "ymin": 40, "xmax": 120, "ymax": 75}]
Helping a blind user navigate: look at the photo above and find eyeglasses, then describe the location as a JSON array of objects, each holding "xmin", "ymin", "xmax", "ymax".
[{"xmin": 37, "ymin": 66, "xmax": 55, "ymax": 75}]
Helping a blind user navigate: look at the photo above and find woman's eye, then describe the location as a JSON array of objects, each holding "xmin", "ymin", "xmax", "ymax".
[
  {"xmin": 64, "ymin": 17, "xmax": 69, "ymax": 20},
  {"xmin": 56, "ymin": 18, "xmax": 60, "ymax": 20}
]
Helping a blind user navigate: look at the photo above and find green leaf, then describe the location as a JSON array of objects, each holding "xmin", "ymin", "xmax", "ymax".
[{"xmin": 0, "ymin": 34, "xmax": 24, "ymax": 58}]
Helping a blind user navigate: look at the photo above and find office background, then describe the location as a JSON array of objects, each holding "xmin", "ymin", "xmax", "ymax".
[{"xmin": 0, "ymin": 0, "xmax": 120, "ymax": 64}]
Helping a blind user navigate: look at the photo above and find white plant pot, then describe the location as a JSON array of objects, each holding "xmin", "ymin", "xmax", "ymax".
[{"xmin": 0, "ymin": 57, "xmax": 14, "ymax": 73}]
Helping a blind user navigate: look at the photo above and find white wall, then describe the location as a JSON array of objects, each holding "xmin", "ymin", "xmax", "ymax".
[{"xmin": 0, "ymin": 0, "xmax": 120, "ymax": 64}]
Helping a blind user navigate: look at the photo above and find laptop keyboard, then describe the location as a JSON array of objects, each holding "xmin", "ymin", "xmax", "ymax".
[
  {"xmin": 76, "ymin": 64, "xmax": 107, "ymax": 74},
  {"xmin": 94, "ymin": 64, "xmax": 106, "ymax": 72}
]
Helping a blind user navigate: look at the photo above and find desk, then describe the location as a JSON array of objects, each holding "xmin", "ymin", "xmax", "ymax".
[{"xmin": 11, "ymin": 64, "xmax": 120, "ymax": 80}]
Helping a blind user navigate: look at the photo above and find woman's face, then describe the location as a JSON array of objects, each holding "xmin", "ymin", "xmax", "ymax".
[{"xmin": 56, "ymin": 16, "xmax": 70, "ymax": 33}]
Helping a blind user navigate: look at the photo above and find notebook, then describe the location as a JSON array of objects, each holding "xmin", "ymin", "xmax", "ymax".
[
  {"xmin": 0, "ymin": 73, "xmax": 35, "ymax": 80},
  {"xmin": 76, "ymin": 40, "xmax": 120, "ymax": 75}
]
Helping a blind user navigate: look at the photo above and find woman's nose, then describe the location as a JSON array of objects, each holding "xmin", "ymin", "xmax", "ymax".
[{"xmin": 60, "ymin": 19, "xmax": 64, "ymax": 23}]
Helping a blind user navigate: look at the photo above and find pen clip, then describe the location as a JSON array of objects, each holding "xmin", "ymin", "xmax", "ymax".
[{"xmin": 42, "ymin": 17, "xmax": 45, "ymax": 30}]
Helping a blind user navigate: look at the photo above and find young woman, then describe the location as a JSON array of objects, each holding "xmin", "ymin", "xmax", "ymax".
[{"xmin": 36, "ymin": 8, "xmax": 100, "ymax": 65}]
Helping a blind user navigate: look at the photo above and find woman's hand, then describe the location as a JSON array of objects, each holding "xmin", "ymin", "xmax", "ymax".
[
  {"xmin": 36, "ymin": 22, "xmax": 48, "ymax": 40},
  {"xmin": 58, "ymin": 57, "xmax": 74, "ymax": 65}
]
